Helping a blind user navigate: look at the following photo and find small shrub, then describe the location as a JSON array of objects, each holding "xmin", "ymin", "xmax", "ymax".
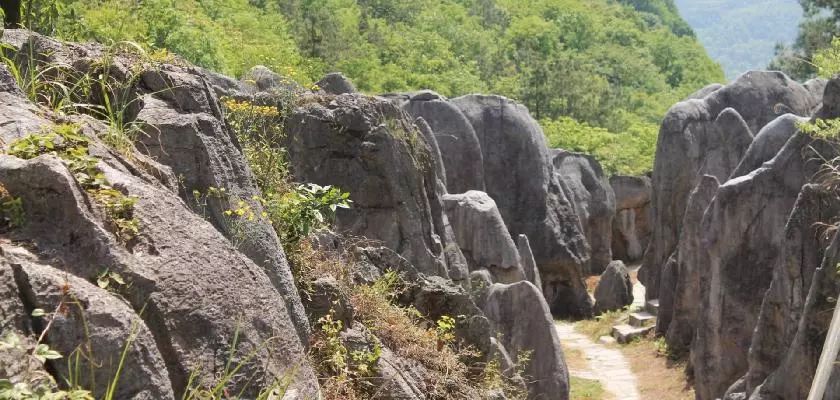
[{"xmin": 264, "ymin": 183, "xmax": 351, "ymax": 248}]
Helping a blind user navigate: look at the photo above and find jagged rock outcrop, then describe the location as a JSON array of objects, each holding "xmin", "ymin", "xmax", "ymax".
[
  {"xmin": 283, "ymin": 93, "xmax": 469, "ymax": 283},
  {"xmin": 0, "ymin": 30, "xmax": 319, "ymax": 397},
  {"xmin": 3, "ymin": 248, "xmax": 175, "ymax": 399},
  {"xmin": 315, "ymin": 72, "xmax": 357, "ymax": 95},
  {"xmin": 483, "ymin": 281, "xmax": 570, "ymax": 400},
  {"xmin": 452, "ymin": 94, "xmax": 592, "ymax": 318},
  {"xmin": 517, "ymin": 234, "xmax": 543, "ymax": 293},
  {"xmin": 552, "ymin": 150, "xmax": 615, "ymax": 274},
  {"xmin": 593, "ymin": 261, "xmax": 633, "ymax": 315},
  {"xmin": 661, "ymin": 175, "xmax": 719, "ymax": 351},
  {"xmin": 641, "ymin": 71, "xmax": 821, "ymax": 301},
  {"xmin": 744, "ymin": 231, "xmax": 840, "ymax": 400},
  {"xmin": 442, "ymin": 190, "xmax": 526, "ymax": 283},
  {"xmin": 723, "ymin": 185, "xmax": 840, "ymax": 399},
  {"xmin": 610, "ymin": 175, "xmax": 652, "ymax": 262},
  {"xmin": 691, "ymin": 132, "xmax": 835, "ymax": 400}
]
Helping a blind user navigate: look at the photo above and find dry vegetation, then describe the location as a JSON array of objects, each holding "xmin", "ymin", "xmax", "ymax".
[{"xmin": 621, "ymin": 336, "xmax": 695, "ymax": 400}]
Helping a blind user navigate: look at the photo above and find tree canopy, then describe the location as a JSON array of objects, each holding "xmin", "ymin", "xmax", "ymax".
[{"xmin": 10, "ymin": 0, "xmax": 724, "ymax": 175}]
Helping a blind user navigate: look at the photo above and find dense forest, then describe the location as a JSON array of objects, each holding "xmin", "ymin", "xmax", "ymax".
[
  {"xmin": 771, "ymin": 0, "xmax": 840, "ymax": 80},
  {"xmin": 11, "ymin": 0, "xmax": 724, "ymax": 174},
  {"xmin": 673, "ymin": 0, "xmax": 803, "ymax": 79}
]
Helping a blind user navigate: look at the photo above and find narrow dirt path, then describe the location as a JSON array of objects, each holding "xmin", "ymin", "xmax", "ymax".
[
  {"xmin": 556, "ymin": 322, "xmax": 641, "ymax": 399},
  {"xmin": 557, "ymin": 264, "xmax": 646, "ymax": 399}
]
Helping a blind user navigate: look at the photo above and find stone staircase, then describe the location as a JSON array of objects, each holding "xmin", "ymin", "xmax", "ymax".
[{"xmin": 609, "ymin": 299, "xmax": 659, "ymax": 344}]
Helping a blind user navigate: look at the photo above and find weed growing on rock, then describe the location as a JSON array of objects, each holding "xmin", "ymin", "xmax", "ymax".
[
  {"xmin": 0, "ymin": 185, "xmax": 25, "ymax": 229},
  {"xmin": 7, "ymin": 124, "xmax": 140, "ymax": 243}
]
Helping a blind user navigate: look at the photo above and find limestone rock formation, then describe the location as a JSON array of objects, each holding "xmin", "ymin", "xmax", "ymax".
[
  {"xmin": 0, "ymin": 31, "xmax": 319, "ymax": 397},
  {"xmin": 593, "ymin": 261, "xmax": 633, "ymax": 315},
  {"xmin": 552, "ymin": 149, "xmax": 616, "ymax": 274},
  {"xmin": 641, "ymin": 71, "xmax": 820, "ymax": 301},
  {"xmin": 452, "ymin": 94, "xmax": 592, "ymax": 318},
  {"xmin": 443, "ymin": 190, "xmax": 526, "ymax": 283},
  {"xmin": 283, "ymin": 93, "xmax": 468, "ymax": 283},
  {"xmin": 398, "ymin": 91, "xmax": 486, "ymax": 194},
  {"xmin": 517, "ymin": 234, "xmax": 543, "ymax": 293},
  {"xmin": 483, "ymin": 281, "xmax": 570, "ymax": 400},
  {"xmin": 661, "ymin": 175, "xmax": 719, "ymax": 351},
  {"xmin": 610, "ymin": 175, "xmax": 652, "ymax": 262},
  {"xmin": 732, "ymin": 185, "xmax": 840, "ymax": 399}
]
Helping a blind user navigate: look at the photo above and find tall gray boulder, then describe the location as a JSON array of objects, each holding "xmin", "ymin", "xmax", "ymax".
[
  {"xmin": 483, "ymin": 281, "xmax": 570, "ymax": 400},
  {"xmin": 552, "ymin": 150, "xmax": 616, "ymax": 274},
  {"xmin": 641, "ymin": 71, "xmax": 820, "ymax": 301},
  {"xmin": 452, "ymin": 94, "xmax": 592, "ymax": 318},
  {"xmin": 442, "ymin": 190, "xmax": 526, "ymax": 284},
  {"xmin": 662, "ymin": 175, "xmax": 719, "ymax": 352},
  {"xmin": 593, "ymin": 261, "xmax": 634, "ymax": 315},
  {"xmin": 610, "ymin": 175, "xmax": 652, "ymax": 263}
]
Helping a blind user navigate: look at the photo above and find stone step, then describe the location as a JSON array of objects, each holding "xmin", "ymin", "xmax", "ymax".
[
  {"xmin": 629, "ymin": 311, "xmax": 656, "ymax": 327},
  {"xmin": 611, "ymin": 324, "xmax": 654, "ymax": 344},
  {"xmin": 645, "ymin": 299, "xmax": 660, "ymax": 316},
  {"xmin": 598, "ymin": 335, "xmax": 617, "ymax": 345}
]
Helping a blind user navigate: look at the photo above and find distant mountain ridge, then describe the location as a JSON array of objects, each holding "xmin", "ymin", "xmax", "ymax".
[{"xmin": 673, "ymin": 0, "xmax": 804, "ymax": 80}]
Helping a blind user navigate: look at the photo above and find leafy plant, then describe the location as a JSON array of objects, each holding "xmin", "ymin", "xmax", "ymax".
[{"xmin": 264, "ymin": 183, "xmax": 351, "ymax": 247}]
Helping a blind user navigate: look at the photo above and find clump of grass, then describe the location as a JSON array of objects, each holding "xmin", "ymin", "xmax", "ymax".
[
  {"xmin": 570, "ymin": 376, "xmax": 609, "ymax": 400},
  {"xmin": 574, "ymin": 308, "xmax": 630, "ymax": 340}
]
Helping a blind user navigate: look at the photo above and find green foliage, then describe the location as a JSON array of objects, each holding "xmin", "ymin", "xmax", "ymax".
[
  {"xmin": 222, "ymin": 98, "xmax": 290, "ymax": 195},
  {"xmin": 0, "ymin": 189, "xmax": 25, "ymax": 229},
  {"xmin": 542, "ymin": 116, "xmax": 658, "ymax": 175},
  {"xmin": 20, "ymin": 0, "xmax": 724, "ymax": 176},
  {"xmin": 264, "ymin": 183, "xmax": 352, "ymax": 247},
  {"xmin": 813, "ymin": 36, "xmax": 840, "ymax": 77},
  {"xmin": 767, "ymin": 0, "xmax": 840, "ymax": 80},
  {"xmin": 569, "ymin": 376, "xmax": 607, "ymax": 399}
]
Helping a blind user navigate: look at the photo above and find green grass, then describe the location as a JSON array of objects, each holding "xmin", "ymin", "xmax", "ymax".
[
  {"xmin": 570, "ymin": 376, "xmax": 607, "ymax": 400},
  {"xmin": 573, "ymin": 309, "xmax": 630, "ymax": 340}
]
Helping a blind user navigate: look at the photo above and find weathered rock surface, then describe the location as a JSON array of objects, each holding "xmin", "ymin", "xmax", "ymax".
[
  {"xmin": 691, "ymin": 133, "xmax": 834, "ymax": 400},
  {"xmin": 661, "ymin": 175, "xmax": 719, "ymax": 351},
  {"xmin": 133, "ymin": 64, "xmax": 311, "ymax": 342},
  {"xmin": 552, "ymin": 150, "xmax": 615, "ymax": 274},
  {"xmin": 745, "ymin": 231, "xmax": 840, "ymax": 400},
  {"xmin": 0, "ymin": 31, "xmax": 318, "ymax": 397},
  {"xmin": 593, "ymin": 261, "xmax": 633, "ymax": 315},
  {"xmin": 283, "ymin": 94, "xmax": 468, "ymax": 283},
  {"xmin": 483, "ymin": 281, "xmax": 570, "ymax": 400},
  {"xmin": 452, "ymin": 94, "xmax": 591, "ymax": 318},
  {"xmin": 315, "ymin": 72, "xmax": 357, "ymax": 95},
  {"xmin": 716, "ymin": 184, "xmax": 840, "ymax": 398},
  {"xmin": 443, "ymin": 190, "xmax": 526, "ymax": 283},
  {"xmin": 517, "ymin": 234, "xmax": 543, "ymax": 293},
  {"xmin": 610, "ymin": 175, "xmax": 652, "ymax": 263},
  {"xmin": 398, "ymin": 91, "xmax": 486, "ymax": 194},
  {"xmin": 641, "ymin": 71, "xmax": 820, "ymax": 301},
  {"xmin": 4, "ymin": 249, "xmax": 175, "ymax": 399}
]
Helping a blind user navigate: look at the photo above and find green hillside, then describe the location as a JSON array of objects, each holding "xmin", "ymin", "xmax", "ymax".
[
  {"xmin": 673, "ymin": 0, "xmax": 803, "ymax": 79},
  {"xmin": 17, "ymin": 0, "xmax": 724, "ymax": 175}
]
